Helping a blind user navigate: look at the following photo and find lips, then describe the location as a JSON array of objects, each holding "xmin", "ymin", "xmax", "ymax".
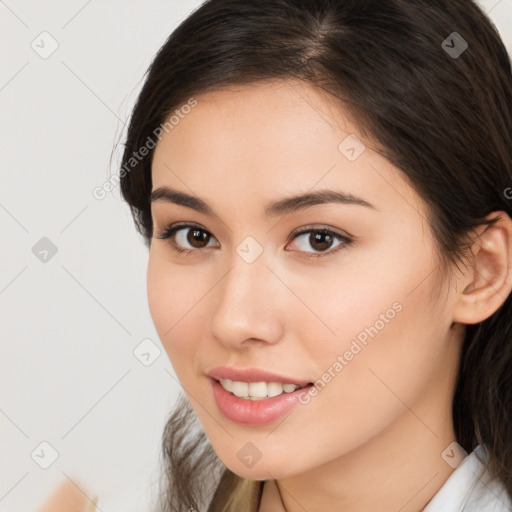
[
  {"xmin": 210, "ymin": 378, "xmax": 313, "ymax": 425},
  {"xmin": 206, "ymin": 366, "xmax": 315, "ymax": 425}
]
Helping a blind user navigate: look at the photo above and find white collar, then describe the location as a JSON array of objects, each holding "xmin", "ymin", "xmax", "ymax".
[{"xmin": 423, "ymin": 444, "xmax": 512, "ymax": 511}]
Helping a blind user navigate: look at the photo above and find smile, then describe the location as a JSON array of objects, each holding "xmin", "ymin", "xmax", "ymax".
[{"xmin": 218, "ymin": 378, "xmax": 309, "ymax": 400}]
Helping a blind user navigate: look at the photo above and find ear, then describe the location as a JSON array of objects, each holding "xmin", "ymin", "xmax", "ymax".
[{"xmin": 452, "ymin": 211, "xmax": 512, "ymax": 325}]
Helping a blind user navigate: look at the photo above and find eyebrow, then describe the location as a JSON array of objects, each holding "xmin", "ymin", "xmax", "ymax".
[{"xmin": 150, "ymin": 186, "xmax": 377, "ymax": 218}]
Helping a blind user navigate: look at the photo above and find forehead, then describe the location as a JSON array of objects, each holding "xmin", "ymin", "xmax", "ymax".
[
  {"xmin": 153, "ymin": 79, "xmax": 357, "ymax": 170},
  {"xmin": 151, "ymin": 79, "xmax": 425, "ymax": 221}
]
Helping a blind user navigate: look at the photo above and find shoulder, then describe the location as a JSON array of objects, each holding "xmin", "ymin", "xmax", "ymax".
[{"xmin": 38, "ymin": 480, "xmax": 99, "ymax": 512}]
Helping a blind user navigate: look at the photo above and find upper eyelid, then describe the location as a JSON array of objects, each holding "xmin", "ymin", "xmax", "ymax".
[
  {"xmin": 159, "ymin": 222, "xmax": 348, "ymax": 238},
  {"xmin": 157, "ymin": 222, "xmax": 351, "ymax": 251}
]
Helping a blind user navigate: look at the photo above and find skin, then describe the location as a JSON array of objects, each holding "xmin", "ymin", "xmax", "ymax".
[
  {"xmin": 38, "ymin": 481, "xmax": 97, "ymax": 512},
  {"xmin": 147, "ymin": 79, "xmax": 512, "ymax": 512}
]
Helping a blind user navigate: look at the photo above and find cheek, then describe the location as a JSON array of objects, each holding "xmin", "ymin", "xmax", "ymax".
[
  {"xmin": 287, "ymin": 239, "xmax": 449, "ymax": 430},
  {"xmin": 146, "ymin": 251, "xmax": 196, "ymax": 366},
  {"xmin": 279, "ymin": 233, "xmax": 437, "ymax": 355},
  {"xmin": 316, "ymin": 259, "xmax": 449, "ymax": 420},
  {"xmin": 147, "ymin": 252, "xmax": 171, "ymax": 342},
  {"xmin": 146, "ymin": 249, "xmax": 217, "ymax": 387}
]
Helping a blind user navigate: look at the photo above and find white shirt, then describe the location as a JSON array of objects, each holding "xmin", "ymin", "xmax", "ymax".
[{"xmin": 424, "ymin": 445, "xmax": 512, "ymax": 511}]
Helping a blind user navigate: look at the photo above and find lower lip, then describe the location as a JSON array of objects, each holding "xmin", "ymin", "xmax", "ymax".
[{"xmin": 211, "ymin": 378, "xmax": 312, "ymax": 426}]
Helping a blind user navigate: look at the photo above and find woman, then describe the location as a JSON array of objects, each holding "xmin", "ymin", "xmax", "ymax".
[{"xmin": 44, "ymin": 0, "xmax": 512, "ymax": 510}]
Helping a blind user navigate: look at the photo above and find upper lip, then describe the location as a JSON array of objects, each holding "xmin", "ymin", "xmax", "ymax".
[{"xmin": 207, "ymin": 367, "xmax": 313, "ymax": 386}]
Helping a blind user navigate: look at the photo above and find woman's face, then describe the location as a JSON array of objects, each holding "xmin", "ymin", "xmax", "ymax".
[{"xmin": 148, "ymin": 79, "xmax": 462, "ymax": 480}]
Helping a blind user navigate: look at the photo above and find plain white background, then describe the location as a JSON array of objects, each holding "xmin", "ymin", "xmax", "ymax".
[{"xmin": 1, "ymin": 1, "xmax": 511, "ymax": 511}]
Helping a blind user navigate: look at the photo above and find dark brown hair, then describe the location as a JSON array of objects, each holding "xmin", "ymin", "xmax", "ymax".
[{"xmin": 119, "ymin": 0, "xmax": 512, "ymax": 510}]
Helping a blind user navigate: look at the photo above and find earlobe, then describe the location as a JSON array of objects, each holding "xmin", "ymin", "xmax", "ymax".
[{"xmin": 452, "ymin": 211, "xmax": 512, "ymax": 325}]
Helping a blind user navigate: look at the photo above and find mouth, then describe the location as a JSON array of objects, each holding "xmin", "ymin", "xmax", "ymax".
[
  {"xmin": 209, "ymin": 377, "xmax": 315, "ymax": 425},
  {"xmin": 214, "ymin": 378, "xmax": 313, "ymax": 400}
]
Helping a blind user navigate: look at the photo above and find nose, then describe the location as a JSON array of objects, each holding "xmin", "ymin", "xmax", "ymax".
[{"xmin": 209, "ymin": 249, "xmax": 285, "ymax": 350}]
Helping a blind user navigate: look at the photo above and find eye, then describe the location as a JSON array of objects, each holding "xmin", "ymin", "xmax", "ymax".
[
  {"xmin": 286, "ymin": 227, "xmax": 352, "ymax": 257},
  {"xmin": 155, "ymin": 222, "xmax": 352, "ymax": 258},
  {"xmin": 155, "ymin": 223, "xmax": 219, "ymax": 254}
]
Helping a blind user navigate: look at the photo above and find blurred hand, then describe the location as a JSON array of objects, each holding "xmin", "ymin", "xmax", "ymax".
[{"xmin": 38, "ymin": 480, "xmax": 98, "ymax": 512}]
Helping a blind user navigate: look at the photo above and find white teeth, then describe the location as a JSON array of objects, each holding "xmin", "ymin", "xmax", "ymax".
[
  {"xmin": 248, "ymin": 382, "xmax": 267, "ymax": 398},
  {"xmin": 218, "ymin": 379, "xmax": 304, "ymax": 399},
  {"xmin": 219, "ymin": 378, "xmax": 233, "ymax": 393},
  {"xmin": 232, "ymin": 381, "xmax": 249, "ymax": 398},
  {"xmin": 267, "ymin": 382, "xmax": 284, "ymax": 397}
]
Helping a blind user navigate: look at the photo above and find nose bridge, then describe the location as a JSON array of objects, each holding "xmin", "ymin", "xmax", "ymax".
[{"xmin": 209, "ymin": 247, "xmax": 283, "ymax": 346}]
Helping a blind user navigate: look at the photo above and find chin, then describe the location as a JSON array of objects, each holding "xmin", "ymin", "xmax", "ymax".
[
  {"xmin": 216, "ymin": 450, "xmax": 298, "ymax": 480},
  {"xmin": 227, "ymin": 463, "xmax": 286, "ymax": 481}
]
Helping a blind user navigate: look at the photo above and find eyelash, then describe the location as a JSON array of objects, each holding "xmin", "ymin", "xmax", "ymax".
[{"xmin": 155, "ymin": 222, "xmax": 353, "ymax": 259}]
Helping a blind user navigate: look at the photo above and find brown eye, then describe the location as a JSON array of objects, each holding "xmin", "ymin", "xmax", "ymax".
[
  {"xmin": 156, "ymin": 223, "xmax": 219, "ymax": 252},
  {"xmin": 287, "ymin": 227, "xmax": 352, "ymax": 256},
  {"xmin": 308, "ymin": 231, "xmax": 334, "ymax": 251},
  {"xmin": 187, "ymin": 228, "xmax": 211, "ymax": 248}
]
